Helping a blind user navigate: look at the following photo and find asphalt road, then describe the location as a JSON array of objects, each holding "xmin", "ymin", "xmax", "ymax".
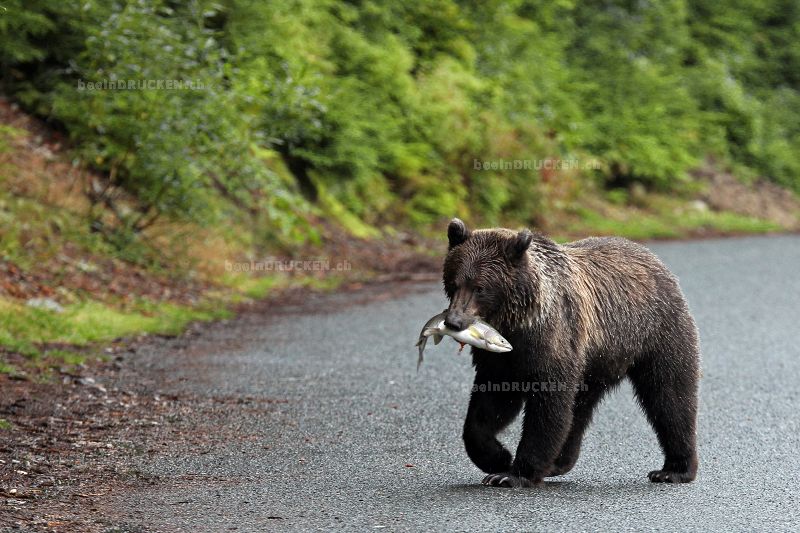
[{"xmin": 104, "ymin": 235, "xmax": 800, "ymax": 532}]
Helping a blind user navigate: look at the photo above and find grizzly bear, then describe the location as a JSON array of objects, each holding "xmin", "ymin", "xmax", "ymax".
[{"xmin": 443, "ymin": 218, "xmax": 699, "ymax": 487}]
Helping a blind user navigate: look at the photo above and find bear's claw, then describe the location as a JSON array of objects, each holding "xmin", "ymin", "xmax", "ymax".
[
  {"xmin": 648, "ymin": 469, "xmax": 695, "ymax": 483},
  {"xmin": 481, "ymin": 473, "xmax": 539, "ymax": 488}
]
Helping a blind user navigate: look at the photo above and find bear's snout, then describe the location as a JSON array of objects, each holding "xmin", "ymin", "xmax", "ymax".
[
  {"xmin": 444, "ymin": 309, "xmax": 471, "ymax": 331},
  {"xmin": 446, "ymin": 285, "xmax": 480, "ymax": 330}
]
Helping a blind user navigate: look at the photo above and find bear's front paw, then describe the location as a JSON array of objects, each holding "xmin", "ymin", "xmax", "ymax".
[
  {"xmin": 648, "ymin": 469, "xmax": 696, "ymax": 483},
  {"xmin": 481, "ymin": 473, "xmax": 541, "ymax": 488}
]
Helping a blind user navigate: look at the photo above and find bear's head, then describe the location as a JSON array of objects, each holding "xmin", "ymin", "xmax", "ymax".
[{"xmin": 442, "ymin": 218, "xmax": 535, "ymax": 331}]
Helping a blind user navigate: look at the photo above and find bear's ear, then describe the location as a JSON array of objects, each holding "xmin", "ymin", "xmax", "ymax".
[
  {"xmin": 447, "ymin": 218, "xmax": 471, "ymax": 249},
  {"xmin": 506, "ymin": 229, "xmax": 533, "ymax": 261}
]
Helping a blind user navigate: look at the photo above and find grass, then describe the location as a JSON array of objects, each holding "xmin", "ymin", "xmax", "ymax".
[
  {"xmin": 0, "ymin": 297, "xmax": 231, "ymax": 353},
  {"xmin": 218, "ymin": 269, "xmax": 348, "ymax": 304},
  {"xmin": 0, "ymin": 181, "xmax": 112, "ymax": 271},
  {"xmin": 0, "ymin": 295, "xmax": 235, "ymax": 375},
  {"xmin": 220, "ymin": 272, "xmax": 284, "ymax": 301},
  {"xmin": 557, "ymin": 195, "xmax": 782, "ymax": 241},
  {"xmin": 0, "ymin": 418, "xmax": 12, "ymax": 430},
  {"xmin": 43, "ymin": 349, "xmax": 88, "ymax": 366},
  {"xmin": 0, "ymin": 124, "xmax": 25, "ymax": 152}
]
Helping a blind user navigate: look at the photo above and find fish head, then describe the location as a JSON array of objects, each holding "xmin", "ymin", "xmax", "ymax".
[{"xmin": 486, "ymin": 333, "xmax": 513, "ymax": 352}]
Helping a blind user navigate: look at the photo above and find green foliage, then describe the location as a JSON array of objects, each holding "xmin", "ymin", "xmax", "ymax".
[
  {"xmin": 1, "ymin": 0, "xmax": 798, "ymax": 242},
  {"xmin": 0, "ymin": 1, "xmax": 62, "ymax": 64},
  {"xmin": 685, "ymin": 0, "xmax": 800, "ymax": 192},
  {"xmin": 50, "ymin": 2, "xmax": 311, "ymax": 243}
]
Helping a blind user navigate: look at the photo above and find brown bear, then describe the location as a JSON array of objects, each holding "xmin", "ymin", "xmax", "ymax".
[{"xmin": 443, "ymin": 218, "xmax": 699, "ymax": 487}]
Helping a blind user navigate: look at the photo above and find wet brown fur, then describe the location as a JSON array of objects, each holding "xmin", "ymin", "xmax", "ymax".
[{"xmin": 443, "ymin": 219, "xmax": 700, "ymax": 487}]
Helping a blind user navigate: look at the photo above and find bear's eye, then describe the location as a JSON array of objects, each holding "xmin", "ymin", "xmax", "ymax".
[{"xmin": 474, "ymin": 285, "xmax": 483, "ymax": 294}]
